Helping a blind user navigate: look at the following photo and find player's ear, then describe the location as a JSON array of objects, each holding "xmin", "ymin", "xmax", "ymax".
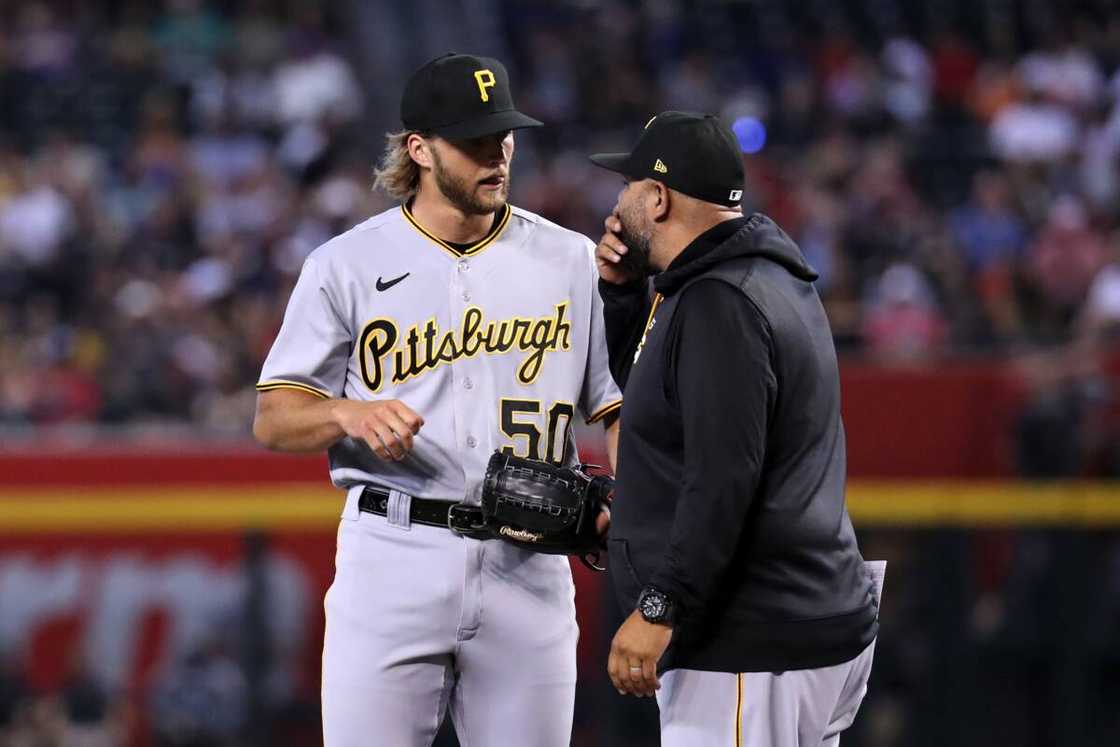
[
  {"xmin": 407, "ymin": 133, "xmax": 434, "ymax": 169},
  {"xmin": 650, "ymin": 181, "xmax": 670, "ymax": 223}
]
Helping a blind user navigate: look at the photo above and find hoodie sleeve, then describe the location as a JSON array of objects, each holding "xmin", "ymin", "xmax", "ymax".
[
  {"xmin": 647, "ymin": 280, "xmax": 777, "ymax": 620},
  {"xmin": 597, "ymin": 278, "xmax": 652, "ymax": 390}
]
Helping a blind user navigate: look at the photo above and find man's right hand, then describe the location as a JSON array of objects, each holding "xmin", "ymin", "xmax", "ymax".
[
  {"xmin": 332, "ymin": 399, "xmax": 424, "ymax": 461},
  {"xmin": 596, "ymin": 214, "xmax": 640, "ymax": 286}
]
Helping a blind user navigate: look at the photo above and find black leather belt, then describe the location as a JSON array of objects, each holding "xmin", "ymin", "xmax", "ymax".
[{"xmin": 359, "ymin": 487, "xmax": 490, "ymax": 539}]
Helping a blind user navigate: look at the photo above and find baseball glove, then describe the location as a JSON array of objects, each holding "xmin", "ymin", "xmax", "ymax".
[{"xmin": 481, "ymin": 451, "xmax": 613, "ymax": 571}]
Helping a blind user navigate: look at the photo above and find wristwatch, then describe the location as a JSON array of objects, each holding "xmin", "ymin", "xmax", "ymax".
[{"xmin": 637, "ymin": 586, "xmax": 677, "ymax": 625}]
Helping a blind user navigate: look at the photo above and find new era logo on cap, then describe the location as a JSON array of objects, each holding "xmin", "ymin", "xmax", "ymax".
[
  {"xmin": 729, "ymin": 189, "xmax": 743, "ymax": 201},
  {"xmin": 654, "ymin": 159, "xmax": 668, "ymax": 173}
]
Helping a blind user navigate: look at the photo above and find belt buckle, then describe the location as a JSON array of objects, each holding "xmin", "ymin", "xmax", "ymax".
[{"xmin": 447, "ymin": 503, "xmax": 486, "ymax": 537}]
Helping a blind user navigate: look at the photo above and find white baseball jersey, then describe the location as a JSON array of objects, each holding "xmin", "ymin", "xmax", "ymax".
[{"xmin": 257, "ymin": 202, "xmax": 622, "ymax": 503}]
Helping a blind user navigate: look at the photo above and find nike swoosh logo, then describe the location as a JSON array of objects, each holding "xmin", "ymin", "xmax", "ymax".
[{"xmin": 376, "ymin": 272, "xmax": 410, "ymax": 292}]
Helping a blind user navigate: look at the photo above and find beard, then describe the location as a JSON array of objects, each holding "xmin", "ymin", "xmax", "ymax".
[
  {"xmin": 431, "ymin": 148, "xmax": 509, "ymax": 216},
  {"xmin": 616, "ymin": 209, "xmax": 655, "ymax": 277}
]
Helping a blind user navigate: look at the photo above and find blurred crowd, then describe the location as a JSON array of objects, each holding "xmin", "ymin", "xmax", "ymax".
[
  {"xmin": 507, "ymin": 2, "xmax": 1120, "ymax": 356},
  {"xmin": 0, "ymin": 0, "xmax": 1118, "ymax": 453},
  {"xmin": 0, "ymin": 0, "xmax": 381, "ymax": 436}
]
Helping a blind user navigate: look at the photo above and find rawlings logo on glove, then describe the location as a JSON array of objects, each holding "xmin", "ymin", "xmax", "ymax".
[
  {"xmin": 481, "ymin": 451, "xmax": 613, "ymax": 570},
  {"xmin": 499, "ymin": 526, "xmax": 543, "ymax": 542}
]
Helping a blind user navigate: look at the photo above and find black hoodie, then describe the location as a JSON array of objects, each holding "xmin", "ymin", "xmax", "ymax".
[{"xmin": 601, "ymin": 213, "xmax": 878, "ymax": 674}]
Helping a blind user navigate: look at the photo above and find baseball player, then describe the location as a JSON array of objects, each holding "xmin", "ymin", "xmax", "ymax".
[{"xmin": 252, "ymin": 53, "xmax": 621, "ymax": 746}]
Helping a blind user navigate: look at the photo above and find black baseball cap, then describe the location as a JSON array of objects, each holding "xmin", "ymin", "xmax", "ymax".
[
  {"xmin": 401, "ymin": 53, "xmax": 542, "ymax": 139},
  {"xmin": 589, "ymin": 111, "xmax": 745, "ymax": 207}
]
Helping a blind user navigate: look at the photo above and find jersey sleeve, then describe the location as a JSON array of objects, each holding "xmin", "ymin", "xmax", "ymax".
[
  {"xmin": 579, "ymin": 242, "xmax": 623, "ymax": 424},
  {"xmin": 256, "ymin": 255, "xmax": 350, "ymax": 399}
]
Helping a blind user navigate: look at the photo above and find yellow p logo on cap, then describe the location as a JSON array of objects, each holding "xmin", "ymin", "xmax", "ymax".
[{"xmin": 474, "ymin": 69, "xmax": 496, "ymax": 102}]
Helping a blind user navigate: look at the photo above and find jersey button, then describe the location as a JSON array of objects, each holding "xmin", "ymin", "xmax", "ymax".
[
  {"xmin": 466, "ymin": 436, "xmax": 477, "ymax": 448},
  {"xmin": 458, "ymin": 259, "xmax": 470, "ymax": 272},
  {"xmin": 463, "ymin": 377, "xmax": 473, "ymax": 390},
  {"xmin": 462, "ymin": 290, "xmax": 471, "ymax": 302}
]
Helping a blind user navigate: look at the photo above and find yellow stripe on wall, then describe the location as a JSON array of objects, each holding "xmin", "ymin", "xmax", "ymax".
[
  {"xmin": 0, "ymin": 486, "xmax": 341, "ymax": 533},
  {"xmin": 847, "ymin": 482, "xmax": 1120, "ymax": 527},
  {"xmin": 1, "ymin": 482, "xmax": 1119, "ymax": 533}
]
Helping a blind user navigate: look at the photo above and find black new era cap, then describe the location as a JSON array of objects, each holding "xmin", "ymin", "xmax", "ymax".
[
  {"xmin": 590, "ymin": 112, "xmax": 745, "ymax": 207},
  {"xmin": 401, "ymin": 53, "xmax": 542, "ymax": 139}
]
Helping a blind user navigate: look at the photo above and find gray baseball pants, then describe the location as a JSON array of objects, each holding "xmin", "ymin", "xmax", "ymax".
[
  {"xmin": 320, "ymin": 491, "xmax": 578, "ymax": 747},
  {"xmin": 656, "ymin": 561, "xmax": 886, "ymax": 747}
]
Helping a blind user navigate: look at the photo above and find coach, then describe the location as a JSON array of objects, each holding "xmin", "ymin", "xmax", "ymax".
[{"xmin": 590, "ymin": 112, "xmax": 884, "ymax": 746}]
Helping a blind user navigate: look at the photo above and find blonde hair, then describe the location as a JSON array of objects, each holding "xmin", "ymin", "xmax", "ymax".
[{"xmin": 373, "ymin": 130, "xmax": 422, "ymax": 202}]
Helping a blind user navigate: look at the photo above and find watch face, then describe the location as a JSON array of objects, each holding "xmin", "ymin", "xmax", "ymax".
[{"xmin": 640, "ymin": 592, "xmax": 667, "ymax": 621}]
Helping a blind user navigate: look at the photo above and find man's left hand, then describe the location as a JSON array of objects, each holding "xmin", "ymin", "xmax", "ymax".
[{"xmin": 608, "ymin": 609, "xmax": 673, "ymax": 697}]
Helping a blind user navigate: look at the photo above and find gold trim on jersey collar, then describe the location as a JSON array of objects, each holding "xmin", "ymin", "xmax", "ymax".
[{"xmin": 400, "ymin": 202, "xmax": 511, "ymax": 258}]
